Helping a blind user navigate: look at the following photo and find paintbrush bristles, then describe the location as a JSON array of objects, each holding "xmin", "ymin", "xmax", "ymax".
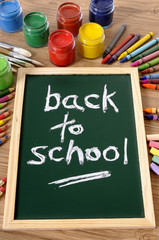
[{"xmin": 0, "ymin": 42, "xmax": 32, "ymax": 58}]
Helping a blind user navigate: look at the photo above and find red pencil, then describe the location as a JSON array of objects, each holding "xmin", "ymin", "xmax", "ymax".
[
  {"xmin": 0, "ymin": 124, "xmax": 8, "ymax": 133},
  {"xmin": 0, "ymin": 131, "xmax": 7, "ymax": 138},
  {"xmin": 142, "ymin": 83, "xmax": 159, "ymax": 90},
  {"xmin": 0, "ymin": 93, "xmax": 15, "ymax": 104},
  {"xmin": 101, "ymin": 33, "xmax": 135, "ymax": 64},
  {"xmin": 0, "ymin": 111, "xmax": 12, "ymax": 120}
]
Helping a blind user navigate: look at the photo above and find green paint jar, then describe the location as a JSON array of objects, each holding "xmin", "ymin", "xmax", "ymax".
[
  {"xmin": 23, "ymin": 12, "xmax": 49, "ymax": 48},
  {"xmin": 0, "ymin": 54, "xmax": 13, "ymax": 91}
]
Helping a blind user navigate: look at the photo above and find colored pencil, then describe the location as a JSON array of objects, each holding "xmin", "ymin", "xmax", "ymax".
[
  {"xmin": 118, "ymin": 32, "xmax": 154, "ymax": 60},
  {"xmin": 103, "ymin": 24, "xmax": 127, "ymax": 58},
  {"xmin": 101, "ymin": 33, "xmax": 135, "ymax": 64},
  {"xmin": 131, "ymin": 51, "xmax": 159, "ymax": 67},
  {"xmin": 0, "ymin": 93, "xmax": 15, "ymax": 103},
  {"xmin": 120, "ymin": 36, "xmax": 158, "ymax": 63},
  {"xmin": 141, "ymin": 65, "xmax": 159, "ymax": 74},
  {"xmin": 0, "ymin": 135, "xmax": 8, "ymax": 145},
  {"xmin": 0, "ymin": 108, "xmax": 8, "ymax": 114},
  {"xmin": 142, "ymin": 83, "xmax": 159, "ymax": 90},
  {"xmin": 0, "ymin": 117, "xmax": 11, "ymax": 127},
  {"xmin": 131, "ymin": 44, "xmax": 159, "ymax": 62},
  {"xmin": 0, "ymin": 124, "xmax": 8, "ymax": 133},
  {"xmin": 0, "ymin": 131, "xmax": 7, "ymax": 138},
  {"xmin": 0, "ymin": 87, "xmax": 15, "ymax": 98},
  {"xmin": 140, "ymin": 79, "xmax": 159, "ymax": 84},
  {"xmin": 138, "ymin": 58, "xmax": 159, "ymax": 71},
  {"xmin": 107, "ymin": 34, "xmax": 141, "ymax": 64},
  {"xmin": 0, "ymin": 177, "xmax": 7, "ymax": 187},
  {"xmin": 143, "ymin": 108, "xmax": 159, "ymax": 114},
  {"xmin": 0, "ymin": 186, "xmax": 5, "ymax": 196},
  {"xmin": 140, "ymin": 73, "xmax": 159, "ymax": 80},
  {"xmin": 0, "ymin": 102, "xmax": 8, "ymax": 109},
  {"xmin": 0, "ymin": 111, "xmax": 12, "ymax": 120},
  {"xmin": 144, "ymin": 115, "xmax": 159, "ymax": 120}
]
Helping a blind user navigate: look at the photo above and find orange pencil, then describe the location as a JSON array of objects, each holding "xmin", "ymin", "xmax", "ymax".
[
  {"xmin": 0, "ymin": 111, "xmax": 12, "ymax": 120},
  {"xmin": 143, "ymin": 108, "xmax": 159, "ymax": 114},
  {"xmin": 0, "ymin": 131, "xmax": 7, "ymax": 138},
  {"xmin": 142, "ymin": 84, "xmax": 159, "ymax": 90},
  {"xmin": 0, "ymin": 124, "xmax": 8, "ymax": 133}
]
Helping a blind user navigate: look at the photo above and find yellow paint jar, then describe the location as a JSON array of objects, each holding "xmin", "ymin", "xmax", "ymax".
[{"xmin": 78, "ymin": 22, "xmax": 105, "ymax": 59}]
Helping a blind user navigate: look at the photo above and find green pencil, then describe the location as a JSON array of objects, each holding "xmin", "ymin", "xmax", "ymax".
[
  {"xmin": 0, "ymin": 102, "xmax": 8, "ymax": 109},
  {"xmin": 0, "ymin": 87, "xmax": 16, "ymax": 98},
  {"xmin": 138, "ymin": 57, "xmax": 159, "ymax": 71},
  {"xmin": 131, "ymin": 45, "xmax": 159, "ymax": 62}
]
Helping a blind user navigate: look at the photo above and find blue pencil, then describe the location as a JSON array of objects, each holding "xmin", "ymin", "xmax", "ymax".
[
  {"xmin": 0, "ymin": 135, "xmax": 8, "ymax": 145},
  {"xmin": 120, "ymin": 37, "xmax": 159, "ymax": 63},
  {"xmin": 140, "ymin": 73, "xmax": 159, "ymax": 80},
  {"xmin": 144, "ymin": 115, "xmax": 159, "ymax": 120}
]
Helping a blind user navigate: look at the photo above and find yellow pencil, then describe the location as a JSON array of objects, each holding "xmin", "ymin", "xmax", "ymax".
[
  {"xmin": 0, "ymin": 117, "xmax": 11, "ymax": 127},
  {"xmin": 118, "ymin": 32, "xmax": 153, "ymax": 60}
]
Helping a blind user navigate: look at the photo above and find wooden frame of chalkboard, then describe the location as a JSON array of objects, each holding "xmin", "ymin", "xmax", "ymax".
[{"xmin": 3, "ymin": 68, "xmax": 155, "ymax": 229}]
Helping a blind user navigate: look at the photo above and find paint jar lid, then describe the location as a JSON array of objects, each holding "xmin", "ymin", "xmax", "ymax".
[
  {"xmin": 0, "ymin": 54, "xmax": 9, "ymax": 78},
  {"xmin": 49, "ymin": 29, "xmax": 75, "ymax": 53},
  {"xmin": 57, "ymin": 2, "xmax": 82, "ymax": 23},
  {"xmin": 78, "ymin": 23, "xmax": 104, "ymax": 46},
  {"xmin": 0, "ymin": 0, "xmax": 21, "ymax": 17},
  {"xmin": 23, "ymin": 12, "xmax": 48, "ymax": 34},
  {"xmin": 91, "ymin": 0, "xmax": 114, "ymax": 9}
]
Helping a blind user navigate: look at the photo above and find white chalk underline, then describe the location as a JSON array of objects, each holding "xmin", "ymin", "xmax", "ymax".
[{"xmin": 48, "ymin": 170, "xmax": 111, "ymax": 188}]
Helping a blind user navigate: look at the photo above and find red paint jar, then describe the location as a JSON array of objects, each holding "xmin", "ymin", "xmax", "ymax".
[
  {"xmin": 57, "ymin": 2, "xmax": 82, "ymax": 36},
  {"xmin": 48, "ymin": 29, "xmax": 75, "ymax": 66}
]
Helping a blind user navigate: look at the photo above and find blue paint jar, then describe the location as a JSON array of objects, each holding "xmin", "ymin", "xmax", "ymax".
[
  {"xmin": 89, "ymin": 0, "xmax": 114, "ymax": 28},
  {"xmin": 0, "ymin": 0, "xmax": 23, "ymax": 33}
]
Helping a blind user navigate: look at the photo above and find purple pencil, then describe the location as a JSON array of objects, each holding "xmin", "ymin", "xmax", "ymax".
[
  {"xmin": 0, "ymin": 93, "xmax": 15, "ymax": 104},
  {"xmin": 140, "ymin": 79, "xmax": 159, "ymax": 84},
  {"xmin": 107, "ymin": 34, "xmax": 141, "ymax": 64}
]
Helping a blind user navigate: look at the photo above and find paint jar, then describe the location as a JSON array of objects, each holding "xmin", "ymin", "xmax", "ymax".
[
  {"xmin": 57, "ymin": 2, "xmax": 82, "ymax": 36},
  {"xmin": 0, "ymin": 0, "xmax": 23, "ymax": 33},
  {"xmin": 89, "ymin": 0, "xmax": 114, "ymax": 28},
  {"xmin": 78, "ymin": 23, "xmax": 105, "ymax": 59},
  {"xmin": 48, "ymin": 29, "xmax": 75, "ymax": 66},
  {"xmin": 23, "ymin": 12, "xmax": 49, "ymax": 48},
  {"xmin": 0, "ymin": 54, "xmax": 13, "ymax": 91}
]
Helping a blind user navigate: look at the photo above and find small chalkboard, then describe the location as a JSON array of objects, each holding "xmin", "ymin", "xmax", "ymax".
[{"xmin": 3, "ymin": 68, "xmax": 155, "ymax": 229}]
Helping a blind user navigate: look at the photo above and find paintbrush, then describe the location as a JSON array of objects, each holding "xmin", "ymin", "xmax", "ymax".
[
  {"xmin": 6, "ymin": 56, "xmax": 35, "ymax": 68},
  {"xmin": 8, "ymin": 61, "xmax": 21, "ymax": 68},
  {"xmin": 0, "ymin": 42, "xmax": 32, "ymax": 58},
  {"xmin": 0, "ymin": 47, "xmax": 44, "ymax": 66}
]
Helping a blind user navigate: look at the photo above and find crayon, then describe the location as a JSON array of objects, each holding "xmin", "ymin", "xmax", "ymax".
[
  {"xmin": 141, "ymin": 65, "xmax": 159, "ymax": 74},
  {"xmin": 142, "ymin": 84, "xmax": 159, "ymax": 90},
  {"xmin": 101, "ymin": 33, "xmax": 135, "ymax": 64},
  {"xmin": 131, "ymin": 51, "xmax": 159, "ymax": 67},
  {"xmin": 150, "ymin": 147, "xmax": 159, "ymax": 157},
  {"xmin": 0, "ymin": 177, "xmax": 7, "ymax": 187},
  {"xmin": 0, "ymin": 108, "xmax": 8, "ymax": 114},
  {"xmin": 0, "ymin": 186, "xmax": 5, "ymax": 196},
  {"xmin": 152, "ymin": 155, "xmax": 159, "ymax": 165},
  {"xmin": 107, "ymin": 34, "xmax": 141, "ymax": 64},
  {"xmin": 0, "ymin": 93, "xmax": 15, "ymax": 104},
  {"xmin": 149, "ymin": 141, "xmax": 159, "ymax": 149},
  {"xmin": 144, "ymin": 114, "xmax": 159, "ymax": 120},
  {"xmin": 103, "ymin": 24, "xmax": 127, "ymax": 58},
  {"xmin": 0, "ymin": 87, "xmax": 15, "ymax": 98},
  {"xmin": 138, "ymin": 58, "xmax": 159, "ymax": 71},
  {"xmin": 0, "ymin": 135, "xmax": 8, "ymax": 145},
  {"xmin": 143, "ymin": 108, "xmax": 159, "ymax": 114},
  {"xmin": 0, "ymin": 102, "xmax": 8, "ymax": 109},
  {"xmin": 131, "ymin": 44, "xmax": 159, "ymax": 62},
  {"xmin": 150, "ymin": 162, "xmax": 159, "ymax": 175},
  {"xmin": 140, "ymin": 73, "xmax": 159, "ymax": 80},
  {"xmin": 0, "ymin": 131, "xmax": 7, "ymax": 138},
  {"xmin": 0, "ymin": 117, "xmax": 11, "ymax": 127},
  {"xmin": 120, "ymin": 36, "xmax": 158, "ymax": 63},
  {"xmin": 0, "ymin": 124, "xmax": 8, "ymax": 133},
  {"xmin": 0, "ymin": 111, "xmax": 12, "ymax": 120},
  {"xmin": 118, "ymin": 32, "xmax": 154, "ymax": 60},
  {"xmin": 140, "ymin": 79, "xmax": 159, "ymax": 84}
]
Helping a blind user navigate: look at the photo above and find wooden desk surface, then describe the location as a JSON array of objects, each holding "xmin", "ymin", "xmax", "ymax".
[{"xmin": 1, "ymin": 0, "xmax": 159, "ymax": 239}]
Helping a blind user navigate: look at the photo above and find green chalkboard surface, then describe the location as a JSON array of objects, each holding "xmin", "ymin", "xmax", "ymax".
[
  {"xmin": 15, "ymin": 72, "xmax": 144, "ymax": 219},
  {"xmin": 4, "ymin": 68, "xmax": 155, "ymax": 229}
]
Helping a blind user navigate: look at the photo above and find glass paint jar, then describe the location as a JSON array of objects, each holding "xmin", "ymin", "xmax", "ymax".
[
  {"xmin": 57, "ymin": 2, "xmax": 82, "ymax": 36},
  {"xmin": 23, "ymin": 12, "xmax": 49, "ymax": 48},
  {"xmin": 48, "ymin": 29, "xmax": 75, "ymax": 67},
  {"xmin": 89, "ymin": 0, "xmax": 114, "ymax": 28},
  {"xmin": 0, "ymin": 54, "xmax": 13, "ymax": 90},
  {"xmin": 0, "ymin": 0, "xmax": 23, "ymax": 33},
  {"xmin": 78, "ymin": 23, "xmax": 105, "ymax": 59}
]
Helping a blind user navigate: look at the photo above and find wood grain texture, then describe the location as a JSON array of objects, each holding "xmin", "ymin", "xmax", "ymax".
[{"xmin": 0, "ymin": 0, "xmax": 159, "ymax": 238}]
